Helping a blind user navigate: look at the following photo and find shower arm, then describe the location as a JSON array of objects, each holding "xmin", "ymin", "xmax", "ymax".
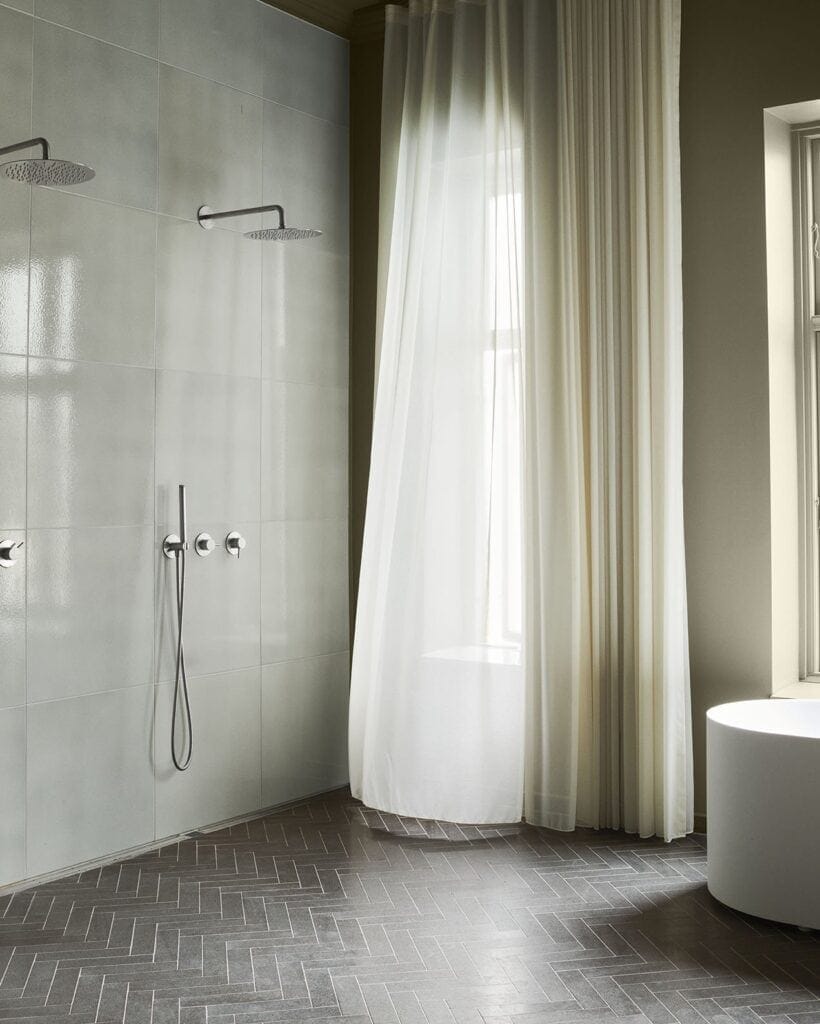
[
  {"xmin": 0, "ymin": 137, "xmax": 50, "ymax": 160},
  {"xmin": 197, "ymin": 203, "xmax": 286, "ymax": 229}
]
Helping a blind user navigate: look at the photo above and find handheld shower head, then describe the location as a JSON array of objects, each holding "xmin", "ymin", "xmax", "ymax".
[
  {"xmin": 0, "ymin": 138, "xmax": 94, "ymax": 187},
  {"xmin": 197, "ymin": 203, "xmax": 321, "ymax": 241}
]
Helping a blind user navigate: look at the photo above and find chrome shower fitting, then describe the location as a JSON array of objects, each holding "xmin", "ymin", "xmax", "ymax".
[
  {"xmin": 194, "ymin": 533, "xmax": 215, "ymax": 556},
  {"xmin": 226, "ymin": 531, "xmax": 246, "ymax": 558},
  {"xmin": 197, "ymin": 203, "xmax": 321, "ymax": 241},
  {"xmin": 0, "ymin": 539, "xmax": 24, "ymax": 568},
  {"xmin": 0, "ymin": 137, "xmax": 94, "ymax": 187}
]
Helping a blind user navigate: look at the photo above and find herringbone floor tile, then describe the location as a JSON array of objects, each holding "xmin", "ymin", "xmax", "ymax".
[{"xmin": 1, "ymin": 789, "xmax": 817, "ymax": 1024}]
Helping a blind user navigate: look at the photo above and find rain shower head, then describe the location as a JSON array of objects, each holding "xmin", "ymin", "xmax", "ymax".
[
  {"xmin": 197, "ymin": 204, "xmax": 321, "ymax": 241},
  {"xmin": 0, "ymin": 138, "xmax": 94, "ymax": 187},
  {"xmin": 244, "ymin": 226, "xmax": 322, "ymax": 241}
]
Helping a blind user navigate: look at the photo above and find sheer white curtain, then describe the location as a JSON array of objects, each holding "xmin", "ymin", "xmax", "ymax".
[{"xmin": 349, "ymin": 0, "xmax": 693, "ymax": 839}]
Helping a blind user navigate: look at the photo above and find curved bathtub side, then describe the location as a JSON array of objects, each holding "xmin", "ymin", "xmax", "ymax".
[{"xmin": 707, "ymin": 711, "xmax": 820, "ymax": 929}]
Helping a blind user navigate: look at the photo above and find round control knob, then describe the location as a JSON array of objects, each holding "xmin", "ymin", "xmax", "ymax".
[
  {"xmin": 194, "ymin": 532, "xmax": 215, "ymax": 557},
  {"xmin": 226, "ymin": 531, "xmax": 246, "ymax": 558}
]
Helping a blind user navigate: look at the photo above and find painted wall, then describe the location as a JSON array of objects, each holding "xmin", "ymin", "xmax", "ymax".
[
  {"xmin": 0, "ymin": 0, "xmax": 350, "ymax": 888},
  {"xmin": 680, "ymin": 0, "xmax": 820, "ymax": 816}
]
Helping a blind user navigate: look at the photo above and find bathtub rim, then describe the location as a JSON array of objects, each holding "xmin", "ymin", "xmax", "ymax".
[{"xmin": 707, "ymin": 697, "xmax": 820, "ymax": 739}]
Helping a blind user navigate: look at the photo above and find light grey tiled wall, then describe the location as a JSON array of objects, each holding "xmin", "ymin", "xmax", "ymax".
[{"xmin": 0, "ymin": 0, "xmax": 350, "ymax": 887}]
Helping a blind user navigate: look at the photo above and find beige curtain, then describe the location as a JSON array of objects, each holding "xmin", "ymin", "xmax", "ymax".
[
  {"xmin": 350, "ymin": 0, "xmax": 693, "ymax": 840},
  {"xmin": 524, "ymin": 0, "xmax": 692, "ymax": 839}
]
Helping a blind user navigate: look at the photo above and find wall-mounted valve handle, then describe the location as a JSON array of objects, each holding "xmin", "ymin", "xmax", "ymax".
[
  {"xmin": 0, "ymin": 539, "xmax": 24, "ymax": 568},
  {"xmin": 195, "ymin": 533, "xmax": 215, "ymax": 557},
  {"xmin": 226, "ymin": 532, "xmax": 246, "ymax": 558}
]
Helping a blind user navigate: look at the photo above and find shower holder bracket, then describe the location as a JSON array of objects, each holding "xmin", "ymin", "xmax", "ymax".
[{"xmin": 163, "ymin": 533, "xmax": 185, "ymax": 559}]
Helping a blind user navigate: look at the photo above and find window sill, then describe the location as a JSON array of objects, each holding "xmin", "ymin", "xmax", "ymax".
[{"xmin": 772, "ymin": 681, "xmax": 820, "ymax": 699}]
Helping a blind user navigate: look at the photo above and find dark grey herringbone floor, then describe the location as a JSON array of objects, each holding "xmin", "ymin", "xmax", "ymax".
[{"xmin": 2, "ymin": 789, "xmax": 819, "ymax": 1024}]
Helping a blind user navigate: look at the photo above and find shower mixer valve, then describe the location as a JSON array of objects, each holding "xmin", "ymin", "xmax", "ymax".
[
  {"xmin": 194, "ymin": 533, "xmax": 215, "ymax": 556},
  {"xmin": 226, "ymin": 532, "xmax": 246, "ymax": 558},
  {"xmin": 0, "ymin": 539, "xmax": 24, "ymax": 568}
]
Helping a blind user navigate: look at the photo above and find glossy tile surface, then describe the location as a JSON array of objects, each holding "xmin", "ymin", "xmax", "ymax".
[
  {"xmin": 0, "ymin": 529, "xmax": 26, "ymax": 711},
  {"xmin": 27, "ymin": 526, "xmax": 154, "ymax": 702},
  {"xmin": 155, "ymin": 370, "xmax": 260, "ymax": 525},
  {"xmin": 34, "ymin": 0, "xmax": 159, "ymax": 56},
  {"xmin": 26, "ymin": 685, "xmax": 154, "ymax": 878},
  {"xmin": 262, "ymin": 246, "xmax": 348, "ymax": 385},
  {"xmin": 156, "ymin": 522, "xmax": 260, "ymax": 682},
  {"xmin": 261, "ymin": 653, "xmax": 349, "ymax": 807},
  {"xmin": 0, "ymin": 707, "xmax": 25, "ymax": 884},
  {"xmin": 0, "ymin": 355, "xmax": 26, "ymax": 528},
  {"xmin": 32, "ymin": 20, "xmax": 158, "ymax": 209},
  {"xmin": 261, "ymin": 4, "xmax": 349, "ymax": 126},
  {"xmin": 261, "ymin": 381, "xmax": 347, "ymax": 520},
  {"xmin": 156, "ymin": 216, "xmax": 260, "ymax": 376},
  {"xmin": 159, "ymin": 0, "xmax": 262, "ymax": 95},
  {"xmin": 261, "ymin": 519, "xmax": 348, "ymax": 663},
  {"xmin": 0, "ymin": 8, "xmax": 33, "ymax": 357},
  {"xmin": 154, "ymin": 668, "xmax": 261, "ymax": 839},
  {"xmin": 30, "ymin": 190, "xmax": 156, "ymax": 367},
  {"xmin": 0, "ymin": 0, "xmax": 350, "ymax": 891},
  {"xmin": 263, "ymin": 100, "xmax": 348, "ymax": 257},
  {"xmin": 27, "ymin": 358, "xmax": 155, "ymax": 528},
  {"xmin": 158, "ymin": 65, "xmax": 261, "ymax": 223}
]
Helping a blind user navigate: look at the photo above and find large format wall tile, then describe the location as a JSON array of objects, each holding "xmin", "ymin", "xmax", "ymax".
[
  {"xmin": 30, "ymin": 190, "xmax": 156, "ymax": 367},
  {"xmin": 261, "ymin": 653, "xmax": 349, "ymax": 808},
  {"xmin": 27, "ymin": 685, "xmax": 154, "ymax": 877},
  {"xmin": 0, "ymin": 707, "xmax": 26, "ymax": 886},
  {"xmin": 261, "ymin": 4, "xmax": 349, "ymax": 126},
  {"xmin": 0, "ymin": 7, "xmax": 32, "ymax": 356},
  {"xmin": 32, "ymin": 21, "xmax": 158, "ymax": 210},
  {"xmin": 263, "ymin": 100, "xmax": 348, "ymax": 257},
  {"xmin": 155, "ymin": 370, "xmax": 260, "ymax": 525},
  {"xmin": 154, "ymin": 667, "xmax": 261, "ymax": 838},
  {"xmin": 0, "ymin": 355, "xmax": 26, "ymax": 528},
  {"xmin": 0, "ymin": 529, "xmax": 25, "ymax": 711},
  {"xmin": 156, "ymin": 521, "xmax": 260, "ymax": 682},
  {"xmin": 156, "ymin": 216, "xmax": 260, "ymax": 376},
  {"xmin": 261, "ymin": 518, "xmax": 348, "ymax": 663},
  {"xmin": 34, "ymin": 0, "xmax": 159, "ymax": 56},
  {"xmin": 0, "ymin": 1, "xmax": 351, "ymax": 889},
  {"xmin": 261, "ymin": 381, "xmax": 347, "ymax": 521},
  {"xmin": 28, "ymin": 358, "xmax": 155, "ymax": 528},
  {"xmin": 262, "ymin": 246, "xmax": 348, "ymax": 386},
  {"xmin": 27, "ymin": 526, "xmax": 154, "ymax": 702},
  {"xmin": 158, "ymin": 66, "xmax": 261, "ymax": 224},
  {"xmin": 159, "ymin": 0, "xmax": 262, "ymax": 96}
]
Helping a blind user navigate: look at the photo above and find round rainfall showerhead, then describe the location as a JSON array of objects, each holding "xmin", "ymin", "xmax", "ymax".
[
  {"xmin": 244, "ymin": 226, "xmax": 322, "ymax": 241},
  {"xmin": 2, "ymin": 158, "xmax": 95, "ymax": 186},
  {"xmin": 0, "ymin": 138, "xmax": 94, "ymax": 187},
  {"xmin": 197, "ymin": 203, "xmax": 321, "ymax": 242}
]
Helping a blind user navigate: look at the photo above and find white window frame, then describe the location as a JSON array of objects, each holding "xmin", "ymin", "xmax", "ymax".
[{"xmin": 794, "ymin": 123, "xmax": 820, "ymax": 680}]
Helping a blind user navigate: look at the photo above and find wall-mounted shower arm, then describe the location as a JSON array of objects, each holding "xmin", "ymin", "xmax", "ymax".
[
  {"xmin": 197, "ymin": 203, "xmax": 285, "ymax": 229},
  {"xmin": 0, "ymin": 137, "xmax": 49, "ymax": 160},
  {"xmin": 0, "ymin": 136, "xmax": 94, "ymax": 186}
]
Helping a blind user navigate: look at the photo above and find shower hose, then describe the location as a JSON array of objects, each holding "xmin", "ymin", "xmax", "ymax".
[{"xmin": 171, "ymin": 545, "xmax": 193, "ymax": 771}]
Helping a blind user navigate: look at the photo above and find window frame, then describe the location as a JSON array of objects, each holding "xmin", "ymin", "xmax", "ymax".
[{"xmin": 794, "ymin": 123, "xmax": 820, "ymax": 680}]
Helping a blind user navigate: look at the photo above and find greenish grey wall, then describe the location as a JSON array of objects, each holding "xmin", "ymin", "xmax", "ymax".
[
  {"xmin": 349, "ymin": 6, "xmax": 385, "ymax": 639},
  {"xmin": 680, "ymin": 0, "xmax": 820, "ymax": 816}
]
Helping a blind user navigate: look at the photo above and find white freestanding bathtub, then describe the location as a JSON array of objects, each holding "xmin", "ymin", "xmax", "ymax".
[{"xmin": 707, "ymin": 699, "xmax": 820, "ymax": 929}]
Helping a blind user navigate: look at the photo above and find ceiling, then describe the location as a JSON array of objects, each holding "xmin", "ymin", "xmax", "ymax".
[{"xmin": 262, "ymin": 0, "xmax": 393, "ymax": 38}]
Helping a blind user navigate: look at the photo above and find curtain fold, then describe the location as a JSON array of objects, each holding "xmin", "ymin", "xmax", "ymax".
[{"xmin": 349, "ymin": 0, "xmax": 693, "ymax": 840}]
